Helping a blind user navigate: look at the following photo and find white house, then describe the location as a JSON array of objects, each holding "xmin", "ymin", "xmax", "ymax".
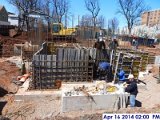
[{"xmin": 8, "ymin": 13, "xmax": 18, "ymax": 26}]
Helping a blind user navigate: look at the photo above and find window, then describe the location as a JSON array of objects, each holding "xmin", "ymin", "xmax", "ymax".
[{"xmin": 52, "ymin": 24, "xmax": 61, "ymax": 33}]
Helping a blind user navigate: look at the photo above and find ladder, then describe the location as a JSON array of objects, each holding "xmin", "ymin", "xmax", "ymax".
[
  {"xmin": 110, "ymin": 50, "xmax": 114, "ymax": 65},
  {"xmin": 113, "ymin": 52, "xmax": 121, "ymax": 83}
]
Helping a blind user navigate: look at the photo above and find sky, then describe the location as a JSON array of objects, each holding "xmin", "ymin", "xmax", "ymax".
[{"xmin": 1, "ymin": 0, "xmax": 160, "ymax": 28}]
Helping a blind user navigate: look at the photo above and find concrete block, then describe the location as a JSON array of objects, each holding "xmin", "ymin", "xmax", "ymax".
[
  {"xmin": 155, "ymin": 55, "xmax": 160, "ymax": 65},
  {"xmin": 91, "ymin": 94, "xmax": 119, "ymax": 111},
  {"xmin": 61, "ymin": 93, "xmax": 129, "ymax": 112},
  {"xmin": 62, "ymin": 96, "xmax": 92, "ymax": 112}
]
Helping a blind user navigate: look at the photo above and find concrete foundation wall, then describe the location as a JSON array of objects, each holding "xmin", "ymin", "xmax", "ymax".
[
  {"xmin": 155, "ymin": 55, "xmax": 160, "ymax": 65},
  {"xmin": 62, "ymin": 93, "xmax": 129, "ymax": 112}
]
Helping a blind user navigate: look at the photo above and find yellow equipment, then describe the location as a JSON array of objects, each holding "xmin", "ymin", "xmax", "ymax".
[
  {"xmin": 106, "ymin": 86, "xmax": 118, "ymax": 92},
  {"xmin": 51, "ymin": 23, "xmax": 77, "ymax": 41}
]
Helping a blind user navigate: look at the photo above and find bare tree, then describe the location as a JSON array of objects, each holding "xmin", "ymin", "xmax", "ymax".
[
  {"xmin": 8, "ymin": 0, "xmax": 42, "ymax": 31},
  {"xmin": 117, "ymin": 0, "xmax": 148, "ymax": 34},
  {"xmin": 80, "ymin": 14, "xmax": 105, "ymax": 28},
  {"xmin": 97, "ymin": 15, "xmax": 105, "ymax": 29},
  {"xmin": 80, "ymin": 14, "xmax": 93, "ymax": 27},
  {"xmin": 41, "ymin": 0, "xmax": 52, "ymax": 30},
  {"xmin": 52, "ymin": 0, "xmax": 69, "ymax": 23},
  {"xmin": 108, "ymin": 17, "xmax": 119, "ymax": 35},
  {"xmin": 85, "ymin": 0, "xmax": 100, "ymax": 28}
]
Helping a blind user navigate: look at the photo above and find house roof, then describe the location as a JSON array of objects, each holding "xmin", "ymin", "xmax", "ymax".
[
  {"xmin": 0, "ymin": 5, "xmax": 4, "ymax": 11},
  {"xmin": 8, "ymin": 12, "xmax": 15, "ymax": 15},
  {"xmin": 0, "ymin": 5, "xmax": 8, "ymax": 14}
]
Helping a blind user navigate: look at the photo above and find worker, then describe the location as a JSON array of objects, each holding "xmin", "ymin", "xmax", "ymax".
[
  {"xmin": 94, "ymin": 38, "xmax": 106, "ymax": 50},
  {"xmin": 97, "ymin": 61, "xmax": 111, "ymax": 80},
  {"xmin": 135, "ymin": 40, "xmax": 138, "ymax": 49},
  {"xmin": 94, "ymin": 37, "xmax": 108, "ymax": 78},
  {"xmin": 132, "ymin": 38, "xmax": 138, "ymax": 50},
  {"xmin": 132, "ymin": 39, "xmax": 135, "ymax": 45},
  {"xmin": 109, "ymin": 36, "xmax": 118, "ymax": 51},
  {"xmin": 117, "ymin": 68, "xmax": 125, "ymax": 84},
  {"xmin": 124, "ymin": 74, "xmax": 138, "ymax": 107}
]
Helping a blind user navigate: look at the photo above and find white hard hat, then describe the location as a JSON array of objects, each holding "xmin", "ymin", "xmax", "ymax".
[
  {"xmin": 99, "ymin": 37, "xmax": 103, "ymax": 41},
  {"xmin": 99, "ymin": 30, "xmax": 102, "ymax": 36},
  {"xmin": 128, "ymin": 74, "xmax": 134, "ymax": 79}
]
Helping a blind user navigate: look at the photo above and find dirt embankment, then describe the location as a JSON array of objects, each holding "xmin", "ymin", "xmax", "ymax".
[
  {"xmin": 0, "ymin": 34, "xmax": 28, "ymax": 57},
  {"xmin": 0, "ymin": 60, "xmax": 20, "ymax": 94}
]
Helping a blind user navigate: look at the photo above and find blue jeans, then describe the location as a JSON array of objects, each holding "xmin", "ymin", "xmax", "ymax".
[{"xmin": 130, "ymin": 95, "xmax": 136, "ymax": 107}]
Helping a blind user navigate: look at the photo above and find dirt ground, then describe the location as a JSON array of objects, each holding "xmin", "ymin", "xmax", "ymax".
[
  {"xmin": 137, "ymin": 73, "xmax": 160, "ymax": 108},
  {"xmin": 0, "ymin": 59, "xmax": 20, "ymax": 119}
]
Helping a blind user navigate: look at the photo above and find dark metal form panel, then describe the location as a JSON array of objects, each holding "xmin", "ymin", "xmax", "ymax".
[{"xmin": 32, "ymin": 47, "xmax": 94, "ymax": 89}]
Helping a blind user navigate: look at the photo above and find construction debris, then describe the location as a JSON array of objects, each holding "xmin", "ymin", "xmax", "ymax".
[
  {"xmin": 61, "ymin": 82, "xmax": 129, "ymax": 112},
  {"xmin": 17, "ymin": 72, "xmax": 32, "ymax": 82},
  {"xmin": 63, "ymin": 81, "xmax": 125, "ymax": 97}
]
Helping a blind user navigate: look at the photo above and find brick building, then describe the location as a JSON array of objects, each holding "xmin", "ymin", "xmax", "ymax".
[{"xmin": 141, "ymin": 9, "xmax": 160, "ymax": 27}]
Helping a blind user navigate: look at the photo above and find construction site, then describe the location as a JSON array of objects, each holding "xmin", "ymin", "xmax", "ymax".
[{"xmin": 0, "ymin": 1, "xmax": 160, "ymax": 120}]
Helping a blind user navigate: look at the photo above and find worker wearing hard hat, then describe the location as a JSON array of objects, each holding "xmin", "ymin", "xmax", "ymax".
[
  {"xmin": 94, "ymin": 29, "xmax": 106, "ymax": 50},
  {"xmin": 132, "ymin": 38, "xmax": 138, "ymax": 50},
  {"xmin": 109, "ymin": 36, "xmax": 119, "ymax": 50},
  {"xmin": 124, "ymin": 74, "xmax": 138, "ymax": 107},
  {"xmin": 94, "ymin": 37, "xmax": 106, "ymax": 50}
]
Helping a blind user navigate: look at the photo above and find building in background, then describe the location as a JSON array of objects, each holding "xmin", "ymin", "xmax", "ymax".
[
  {"xmin": 8, "ymin": 12, "xmax": 18, "ymax": 26},
  {"xmin": 142, "ymin": 9, "xmax": 160, "ymax": 27},
  {"xmin": 0, "ymin": 5, "xmax": 10, "ymax": 25},
  {"xmin": 120, "ymin": 25, "xmax": 160, "ymax": 39}
]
